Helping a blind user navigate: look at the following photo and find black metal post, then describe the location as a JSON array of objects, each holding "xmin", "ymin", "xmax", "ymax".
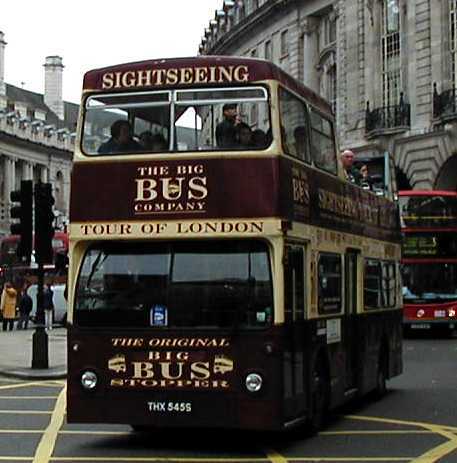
[{"xmin": 31, "ymin": 262, "xmax": 48, "ymax": 369}]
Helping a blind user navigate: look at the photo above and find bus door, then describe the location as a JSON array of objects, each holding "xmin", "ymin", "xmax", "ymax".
[
  {"xmin": 344, "ymin": 250, "xmax": 359, "ymax": 392},
  {"xmin": 283, "ymin": 243, "xmax": 306, "ymax": 420}
]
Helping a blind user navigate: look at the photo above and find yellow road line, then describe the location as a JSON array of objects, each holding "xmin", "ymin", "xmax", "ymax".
[
  {"xmin": 265, "ymin": 449, "xmax": 289, "ymax": 463},
  {"xmin": 33, "ymin": 386, "xmax": 66, "ymax": 463},
  {"xmin": 408, "ymin": 426, "xmax": 457, "ymax": 462},
  {"xmin": 345, "ymin": 415, "xmax": 457, "ymax": 433}
]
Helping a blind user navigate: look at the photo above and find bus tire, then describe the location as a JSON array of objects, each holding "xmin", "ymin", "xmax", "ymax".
[{"xmin": 308, "ymin": 359, "xmax": 329, "ymax": 434}]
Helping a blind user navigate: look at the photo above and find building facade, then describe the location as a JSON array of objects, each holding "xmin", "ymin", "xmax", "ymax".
[
  {"xmin": 200, "ymin": 0, "xmax": 457, "ymax": 191},
  {"xmin": 0, "ymin": 31, "xmax": 78, "ymax": 238}
]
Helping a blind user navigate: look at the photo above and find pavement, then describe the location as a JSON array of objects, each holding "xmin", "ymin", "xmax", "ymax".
[{"xmin": 0, "ymin": 324, "xmax": 66, "ymax": 380}]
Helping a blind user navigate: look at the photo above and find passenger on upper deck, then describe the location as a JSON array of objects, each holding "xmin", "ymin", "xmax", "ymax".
[
  {"xmin": 341, "ymin": 150, "xmax": 362, "ymax": 185},
  {"xmin": 216, "ymin": 103, "xmax": 241, "ymax": 148},
  {"xmin": 98, "ymin": 120, "xmax": 141, "ymax": 154},
  {"xmin": 237, "ymin": 123, "xmax": 253, "ymax": 148},
  {"xmin": 139, "ymin": 131, "xmax": 168, "ymax": 152}
]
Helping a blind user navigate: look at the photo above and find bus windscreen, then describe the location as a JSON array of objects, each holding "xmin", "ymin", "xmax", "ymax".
[
  {"xmin": 402, "ymin": 262, "xmax": 457, "ymax": 302},
  {"xmin": 74, "ymin": 240, "xmax": 273, "ymax": 329},
  {"xmin": 399, "ymin": 195, "xmax": 457, "ymax": 227}
]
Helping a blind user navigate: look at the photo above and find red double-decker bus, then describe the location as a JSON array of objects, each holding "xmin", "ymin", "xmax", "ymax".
[
  {"xmin": 0, "ymin": 231, "xmax": 69, "ymax": 284},
  {"xmin": 67, "ymin": 56, "xmax": 402, "ymax": 432},
  {"xmin": 399, "ymin": 190, "xmax": 457, "ymax": 333}
]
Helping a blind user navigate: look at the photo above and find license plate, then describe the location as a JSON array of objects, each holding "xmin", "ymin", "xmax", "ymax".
[
  {"xmin": 410, "ymin": 323, "xmax": 431, "ymax": 329},
  {"xmin": 147, "ymin": 401, "xmax": 192, "ymax": 413},
  {"xmin": 434, "ymin": 310, "xmax": 446, "ymax": 318}
]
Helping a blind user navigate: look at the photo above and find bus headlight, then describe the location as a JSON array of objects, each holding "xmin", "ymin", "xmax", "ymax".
[
  {"xmin": 449, "ymin": 309, "xmax": 456, "ymax": 317},
  {"xmin": 417, "ymin": 309, "xmax": 425, "ymax": 318},
  {"xmin": 81, "ymin": 371, "xmax": 98, "ymax": 390},
  {"xmin": 245, "ymin": 373, "xmax": 263, "ymax": 392}
]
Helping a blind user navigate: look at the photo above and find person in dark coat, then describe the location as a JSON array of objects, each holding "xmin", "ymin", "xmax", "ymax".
[
  {"xmin": 17, "ymin": 284, "xmax": 33, "ymax": 330},
  {"xmin": 43, "ymin": 284, "xmax": 54, "ymax": 331},
  {"xmin": 216, "ymin": 104, "xmax": 240, "ymax": 148},
  {"xmin": 98, "ymin": 120, "xmax": 141, "ymax": 154}
]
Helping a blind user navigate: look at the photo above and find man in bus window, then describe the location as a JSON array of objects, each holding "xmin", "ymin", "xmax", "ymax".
[
  {"xmin": 98, "ymin": 120, "xmax": 141, "ymax": 154},
  {"xmin": 341, "ymin": 150, "xmax": 362, "ymax": 185},
  {"xmin": 216, "ymin": 104, "xmax": 241, "ymax": 148}
]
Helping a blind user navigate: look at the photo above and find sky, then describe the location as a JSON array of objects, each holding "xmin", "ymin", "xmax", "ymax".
[{"xmin": 1, "ymin": 1, "xmax": 222, "ymax": 104}]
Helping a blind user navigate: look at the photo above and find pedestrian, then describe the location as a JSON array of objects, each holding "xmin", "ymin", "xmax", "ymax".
[
  {"xmin": 0, "ymin": 282, "xmax": 17, "ymax": 331},
  {"xmin": 43, "ymin": 284, "xmax": 54, "ymax": 331},
  {"xmin": 17, "ymin": 284, "xmax": 33, "ymax": 330}
]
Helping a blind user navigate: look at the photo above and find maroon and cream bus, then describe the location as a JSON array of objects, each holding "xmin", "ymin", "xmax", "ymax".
[
  {"xmin": 399, "ymin": 190, "xmax": 457, "ymax": 333},
  {"xmin": 67, "ymin": 56, "xmax": 402, "ymax": 432}
]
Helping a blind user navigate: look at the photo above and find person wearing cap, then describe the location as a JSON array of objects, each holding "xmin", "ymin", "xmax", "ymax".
[
  {"xmin": 341, "ymin": 149, "xmax": 362, "ymax": 185},
  {"xmin": 216, "ymin": 103, "xmax": 241, "ymax": 148}
]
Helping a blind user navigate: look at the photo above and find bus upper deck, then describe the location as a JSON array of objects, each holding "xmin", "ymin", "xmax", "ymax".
[{"xmin": 72, "ymin": 56, "xmax": 399, "ymax": 243}]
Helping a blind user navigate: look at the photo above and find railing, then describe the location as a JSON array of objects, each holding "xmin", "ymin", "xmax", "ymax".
[
  {"xmin": 433, "ymin": 84, "xmax": 457, "ymax": 119},
  {"xmin": 365, "ymin": 96, "xmax": 410, "ymax": 134}
]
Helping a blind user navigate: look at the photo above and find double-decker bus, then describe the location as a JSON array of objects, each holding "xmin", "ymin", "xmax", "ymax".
[
  {"xmin": 399, "ymin": 190, "xmax": 457, "ymax": 333},
  {"xmin": 0, "ymin": 231, "xmax": 69, "ymax": 285},
  {"xmin": 67, "ymin": 56, "xmax": 402, "ymax": 432}
]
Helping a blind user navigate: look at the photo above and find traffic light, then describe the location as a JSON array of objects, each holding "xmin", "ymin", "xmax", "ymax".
[
  {"xmin": 10, "ymin": 180, "xmax": 33, "ymax": 262},
  {"xmin": 34, "ymin": 182, "xmax": 55, "ymax": 264}
]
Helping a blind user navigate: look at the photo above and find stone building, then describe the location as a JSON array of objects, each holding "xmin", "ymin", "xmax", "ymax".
[
  {"xmin": 199, "ymin": 0, "xmax": 457, "ymax": 191},
  {"xmin": 0, "ymin": 31, "xmax": 78, "ymax": 237}
]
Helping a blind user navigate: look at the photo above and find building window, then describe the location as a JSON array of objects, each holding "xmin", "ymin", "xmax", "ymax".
[
  {"xmin": 319, "ymin": 12, "xmax": 337, "ymax": 51},
  {"xmin": 328, "ymin": 64, "xmax": 337, "ymax": 114},
  {"xmin": 264, "ymin": 40, "xmax": 272, "ymax": 60},
  {"xmin": 281, "ymin": 30, "xmax": 289, "ymax": 56},
  {"xmin": 451, "ymin": 0, "xmax": 457, "ymax": 88},
  {"xmin": 381, "ymin": 0, "xmax": 401, "ymax": 106}
]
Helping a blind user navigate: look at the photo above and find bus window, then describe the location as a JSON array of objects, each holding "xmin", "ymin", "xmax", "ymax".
[
  {"xmin": 279, "ymin": 88, "xmax": 310, "ymax": 163},
  {"xmin": 309, "ymin": 108, "xmax": 337, "ymax": 175},
  {"xmin": 81, "ymin": 87, "xmax": 271, "ymax": 155},
  {"xmin": 74, "ymin": 240, "xmax": 273, "ymax": 329},
  {"xmin": 364, "ymin": 259, "xmax": 396, "ymax": 309},
  {"xmin": 317, "ymin": 253, "xmax": 342, "ymax": 314},
  {"xmin": 284, "ymin": 245, "xmax": 305, "ymax": 323}
]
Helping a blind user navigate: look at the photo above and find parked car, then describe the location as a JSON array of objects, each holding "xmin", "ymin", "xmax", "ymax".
[{"xmin": 26, "ymin": 284, "xmax": 67, "ymax": 326}]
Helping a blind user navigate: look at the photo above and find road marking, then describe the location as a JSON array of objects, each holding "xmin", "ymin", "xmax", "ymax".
[
  {"xmin": 346, "ymin": 415, "xmax": 457, "ymax": 462},
  {"xmin": 265, "ymin": 449, "xmax": 288, "ymax": 463},
  {"xmin": 408, "ymin": 426, "xmax": 457, "ymax": 462},
  {"xmin": 346, "ymin": 415, "xmax": 457, "ymax": 433},
  {"xmin": 32, "ymin": 386, "xmax": 66, "ymax": 463}
]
